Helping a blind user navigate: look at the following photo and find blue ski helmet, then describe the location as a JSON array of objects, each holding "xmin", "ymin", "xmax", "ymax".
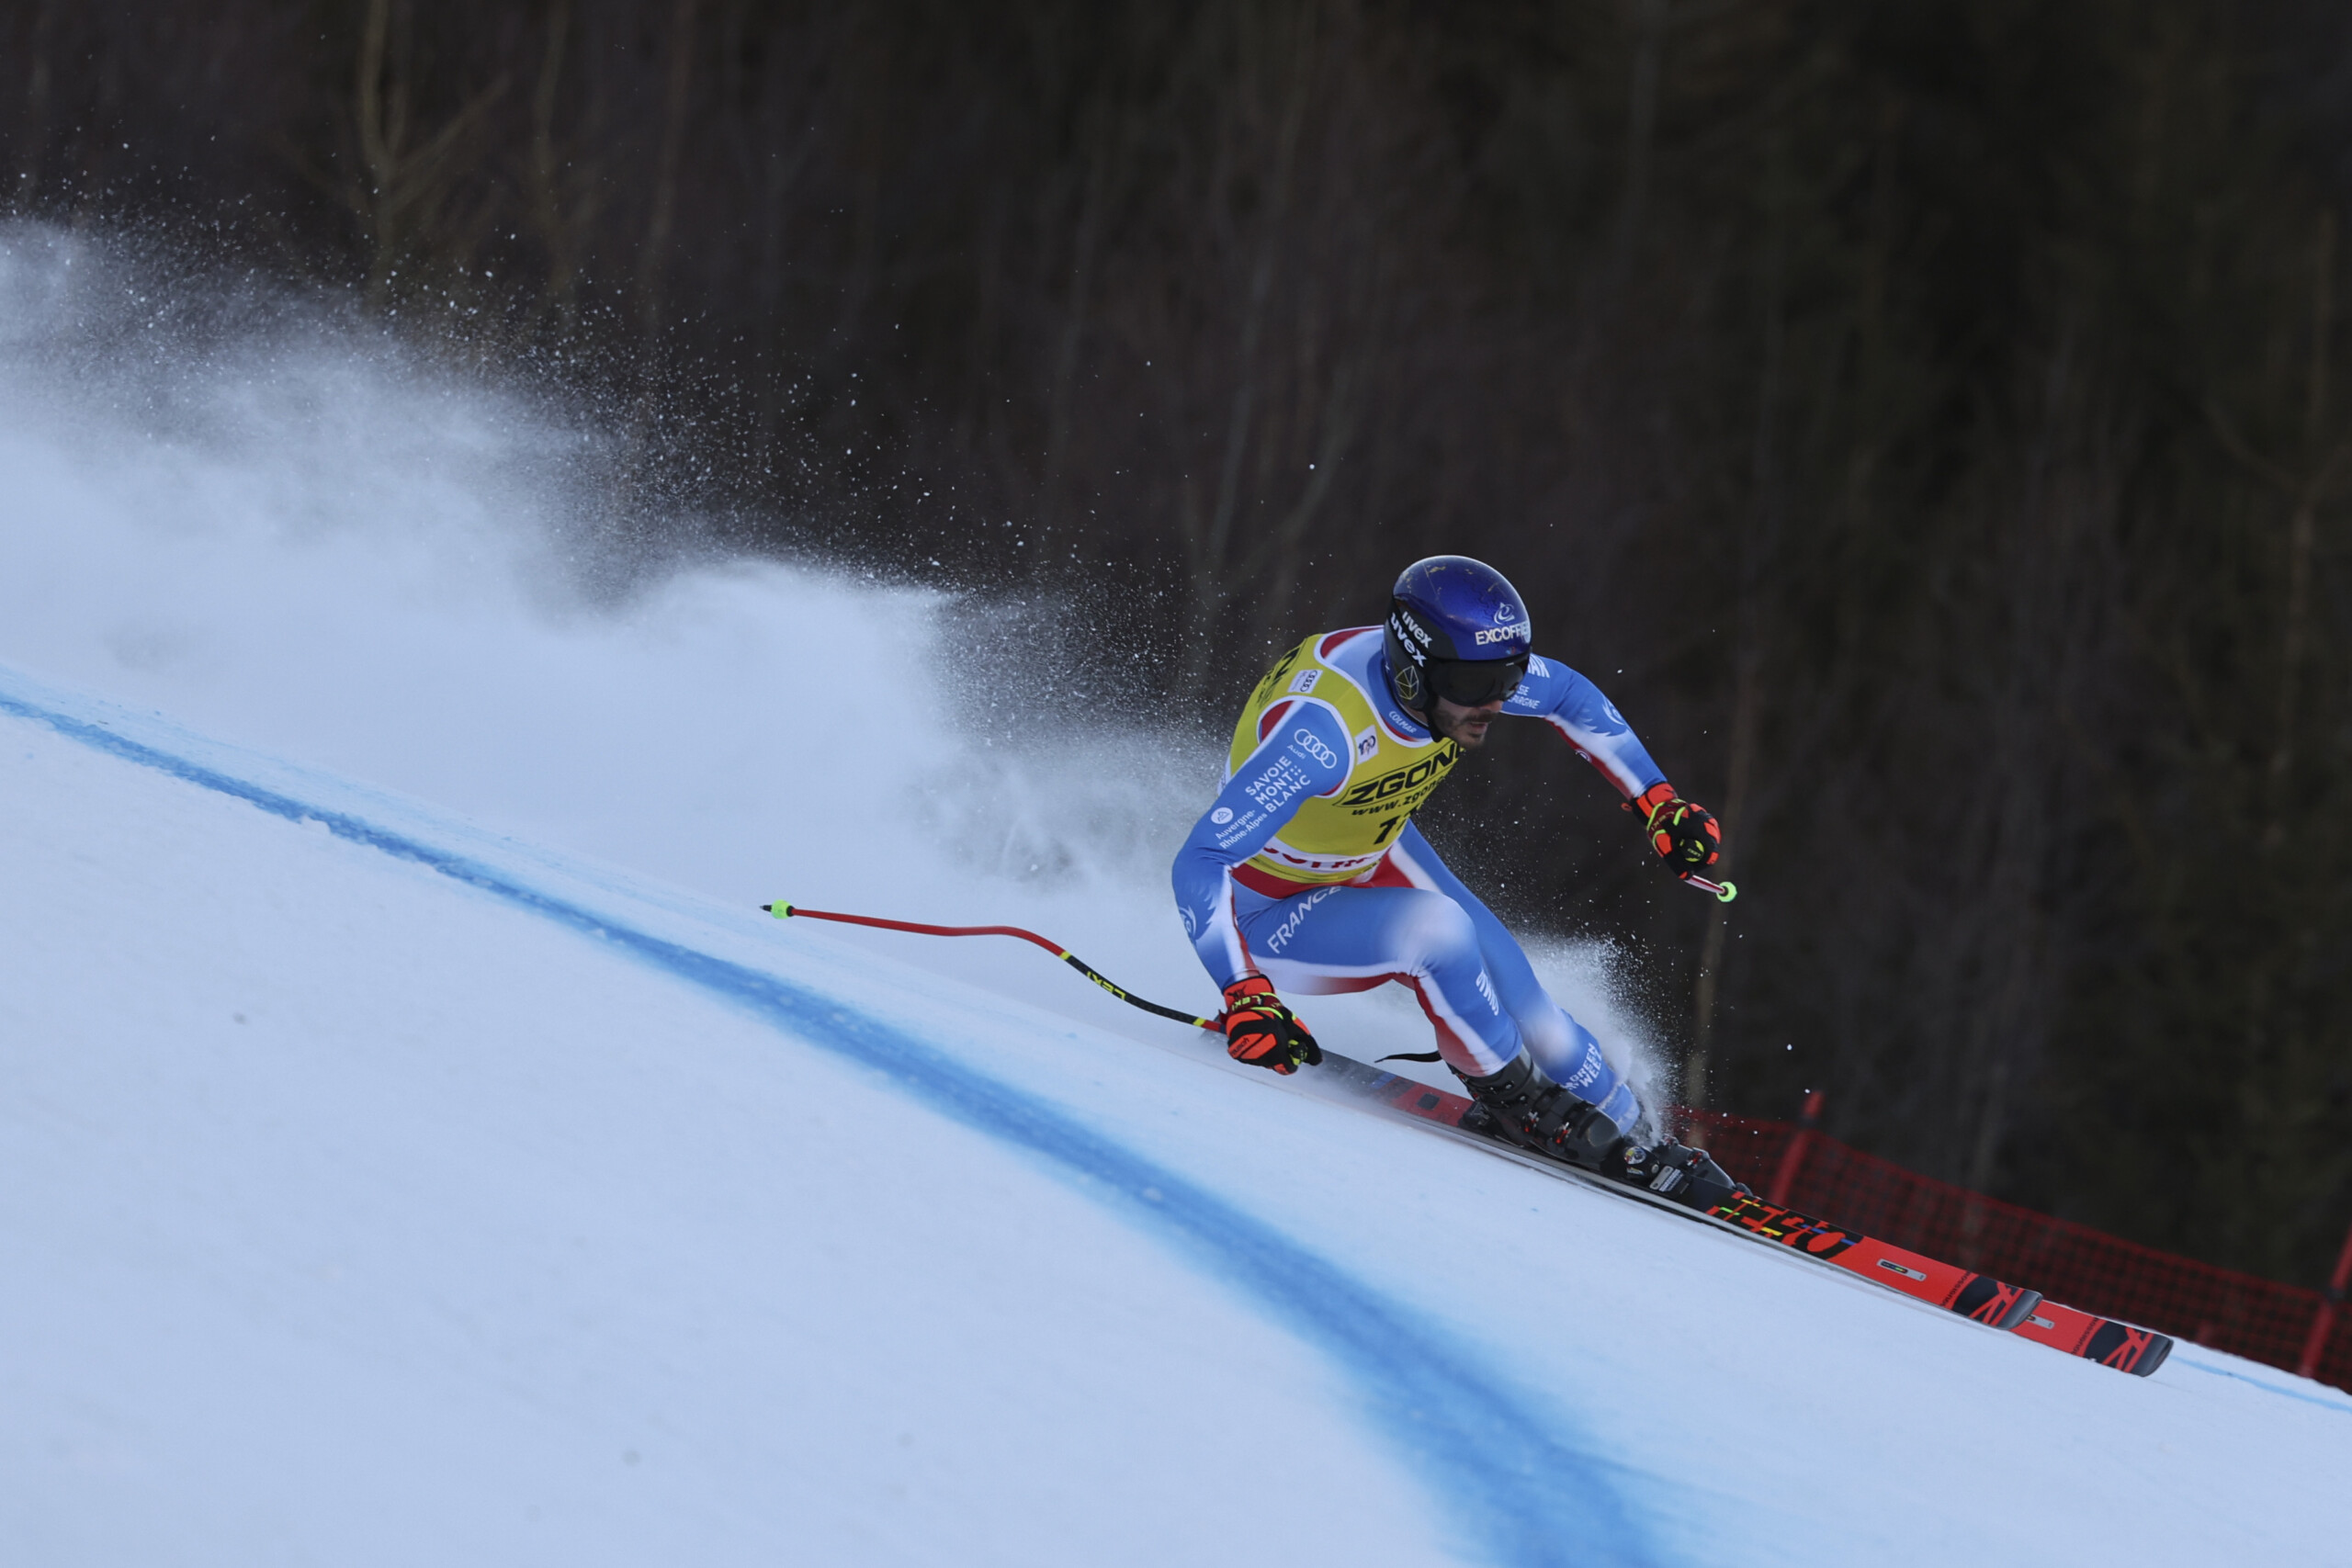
[{"xmin": 1383, "ymin": 556, "xmax": 1533, "ymax": 713}]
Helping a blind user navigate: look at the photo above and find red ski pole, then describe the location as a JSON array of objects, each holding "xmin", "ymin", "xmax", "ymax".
[
  {"xmin": 763, "ymin": 901, "xmax": 1221, "ymax": 1032},
  {"xmin": 1685, "ymin": 874, "xmax": 1738, "ymax": 902}
]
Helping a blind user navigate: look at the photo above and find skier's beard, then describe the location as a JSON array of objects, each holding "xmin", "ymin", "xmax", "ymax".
[{"xmin": 1430, "ymin": 700, "xmax": 1498, "ymax": 749}]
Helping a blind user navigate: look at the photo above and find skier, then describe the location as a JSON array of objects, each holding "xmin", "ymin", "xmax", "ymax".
[{"xmin": 1170, "ymin": 555, "xmax": 1737, "ymax": 1202}]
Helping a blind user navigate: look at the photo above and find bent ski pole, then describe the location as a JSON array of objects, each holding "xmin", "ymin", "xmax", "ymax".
[
  {"xmin": 1684, "ymin": 874, "xmax": 1737, "ymax": 903},
  {"xmin": 762, "ymin": 902, "xmax": 1221, "ymax": 1032}
]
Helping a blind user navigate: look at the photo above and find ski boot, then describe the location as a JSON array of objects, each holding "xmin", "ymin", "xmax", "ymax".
[
  {"xmin": 1457, "ymin": 1050, "xmax": 1632, "ymax": 1171},
  {"xmin": 1460, "ymin": 1050, "xmax": 1744, "ymax": 1211}
]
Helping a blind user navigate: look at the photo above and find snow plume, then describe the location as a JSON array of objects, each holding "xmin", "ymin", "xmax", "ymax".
[{"xmin": 0, "ymin": 220, "xmax": 1655, "ymax": 1081}]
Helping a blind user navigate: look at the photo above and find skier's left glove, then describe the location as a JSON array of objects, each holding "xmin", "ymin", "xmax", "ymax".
[
  {"xmin": 1220, "ymin": 976, "xmax": 1323, "ymax": 1075},
  {"xmin": 1628, "ymin": 782, "xmax": 1721, "ymax": 879}
]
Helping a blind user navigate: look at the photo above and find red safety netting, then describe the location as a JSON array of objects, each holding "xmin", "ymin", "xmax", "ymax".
[{"xmin": 1677, "ymin": 1106, "xmax": 2352, "ymax": 1393}]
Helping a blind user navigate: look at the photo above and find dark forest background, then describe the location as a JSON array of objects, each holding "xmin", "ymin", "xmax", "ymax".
[{"xmin": 10, "ymin": 0, "xmax": 2352, "ymax": 1287}]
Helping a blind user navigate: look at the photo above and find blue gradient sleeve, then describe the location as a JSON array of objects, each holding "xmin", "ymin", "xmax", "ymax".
[
  {"xmin": 1170, "ymin": 702, "xmax": 1354, "ymax": 987},
  {"xmin": 1503, "ymin": 654, "xmax": 1667, "ymax": 798}
]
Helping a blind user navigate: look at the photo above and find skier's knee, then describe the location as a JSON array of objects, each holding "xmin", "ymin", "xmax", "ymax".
[{"xmin": 1400, "ymin": 893, "xmax": 1481, "ymax": 973}]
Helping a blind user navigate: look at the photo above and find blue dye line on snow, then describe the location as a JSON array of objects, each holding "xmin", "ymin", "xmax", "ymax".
[
  {"xmin": 0, "ymin": 681, "xmax": 1658, "ymax": 1568},
  {"xmin": 2171, "ymin": 1355, "xmax": 2352, "ymax": 1416}
]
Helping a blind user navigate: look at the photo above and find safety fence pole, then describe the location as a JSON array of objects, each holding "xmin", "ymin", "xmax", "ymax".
[
  {"xmin": 2294, "ymin": 1214, "xmax": 2352, "ymax": 1379},
  {"xmin": 1766, "ymin": 1089, "xmax": 1824, "ymax": 1206}
]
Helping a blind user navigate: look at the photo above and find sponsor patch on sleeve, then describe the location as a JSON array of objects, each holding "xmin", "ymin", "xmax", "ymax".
[
  {"xmin": 1353, "ymin": 727, "xmax": 1379, "ymax": 762},
  {"xmin": 1287, "ymin": 669, "xmax": 1323, "ymax": 694},
  {"xmin": 1243, "ymin": 755, "xmax": 1317, "ymax": 815},
  {"xmin": 1289, "ymin": 727, "xmax": 1340, "ymax": 770},
  {"xmin": 1213, "ymin": 808, "xmax": 1265, "ymax": 848}
]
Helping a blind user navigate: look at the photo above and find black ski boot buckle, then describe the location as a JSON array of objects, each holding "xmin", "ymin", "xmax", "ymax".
[{"xmin": 1544, "ymin": 1100, "xmax": 1629, "ymax": 1172}]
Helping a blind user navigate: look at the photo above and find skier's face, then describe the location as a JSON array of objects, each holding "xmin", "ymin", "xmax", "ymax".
[{"xmin": 1430, "ymin": 694, "xmax": 1506, "ymax": 749}]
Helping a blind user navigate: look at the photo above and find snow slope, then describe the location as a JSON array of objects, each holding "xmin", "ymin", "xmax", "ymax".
[
  {"xmin": 9, "ymin": 657, "xmax": 2352, "ymax": 1568},
  {"xmin": 5, "ymin": 224, "xmax": 2352, "ymax": 1565}
]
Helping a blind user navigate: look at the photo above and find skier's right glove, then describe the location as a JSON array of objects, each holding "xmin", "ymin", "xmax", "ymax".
[{"xmin": 1220, "ymin": 976, "xmax": 1323, "ymax": 1075}]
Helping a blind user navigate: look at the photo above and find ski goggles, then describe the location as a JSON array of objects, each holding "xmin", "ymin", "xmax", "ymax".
[{"xmin": 1421, "ymin": 653, "xmax": 1530, "ymax": 708}]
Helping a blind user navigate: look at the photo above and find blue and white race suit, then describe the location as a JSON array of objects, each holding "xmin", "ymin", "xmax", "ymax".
[{"xmin": 1171, "ymin": 626, "xmax": 1666, "ymax": 1131}]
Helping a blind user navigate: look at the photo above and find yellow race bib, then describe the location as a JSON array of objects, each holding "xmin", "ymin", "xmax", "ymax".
[{"xmin": 1227, "ymin": 629, "xmax": 1461, "ymax": 887}]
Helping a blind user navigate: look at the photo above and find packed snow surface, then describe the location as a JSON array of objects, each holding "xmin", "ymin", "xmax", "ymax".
[{"xmin": 5, "ymin": 224, "xmax": 2351, "ymax": 1565}]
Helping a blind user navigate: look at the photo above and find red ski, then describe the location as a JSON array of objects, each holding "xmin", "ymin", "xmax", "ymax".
[
  {"xmin": 2012, "ymin": 1298, "xmax": 2173, "ymax": 1375},
  {"xmin": 1328, "ymin": 1056, "xmax": 2170, "ymax": 1373}
]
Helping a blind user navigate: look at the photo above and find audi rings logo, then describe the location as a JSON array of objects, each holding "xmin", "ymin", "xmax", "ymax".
[{"xmin": 1292, "ymin": 728, "xmax": 1340, "ymax": 769}]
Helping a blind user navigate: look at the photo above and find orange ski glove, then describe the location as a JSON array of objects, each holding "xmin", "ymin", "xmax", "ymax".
[
  {"xmin": 1219, "ymin": 976, "xmax": 1323, "ymax": 1075},
  {"xmin": 1628, "ymin": 782, "xmax": 1722, "ymax": 879}
]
